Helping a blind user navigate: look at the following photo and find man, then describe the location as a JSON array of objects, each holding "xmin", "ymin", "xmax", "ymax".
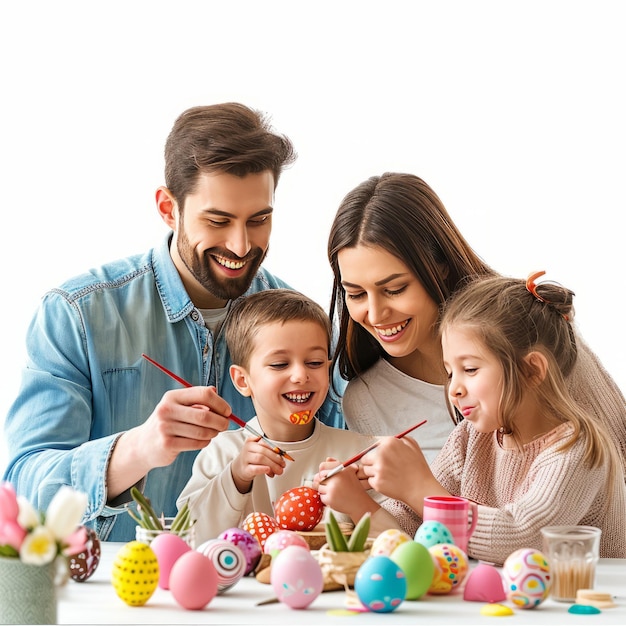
[{"xmin": 3, "ymin": 103, "xmax": 344, "ymax": 541}]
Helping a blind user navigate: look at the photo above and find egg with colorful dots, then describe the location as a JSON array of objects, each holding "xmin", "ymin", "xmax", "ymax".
[
  {"xmin": 502, "ymin": 548, "xmax": 551, "ymax": 609},
  {"xmin": 370, "ymin": 528, "xmax": 412, "ymax": 557},
  {"xmin": 196, "ymin": 538, "xmax": 247, "ymax": 593},
  {"xmin": 219, "ymin": 527, "xmax": 262, "ymax": 575},
  {"xmin": 354, "ymin": 555, "xmax": 407, "ymax": 613},
  {"xmin": 428, "ymin": 543, "xmax": 468, "ymax": 594},
  {"xmin": 415, "ymin": 520, "xmax": 454, "ymax": 548}
]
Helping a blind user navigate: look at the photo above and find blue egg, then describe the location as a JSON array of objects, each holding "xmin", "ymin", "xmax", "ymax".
[
  {"xmin": 354, "ymin": 555, "xmax": 407, "ymax": 613},
  {"xmin": 414, "ymin": 520, "xmax": 454, "ymax": 548}
]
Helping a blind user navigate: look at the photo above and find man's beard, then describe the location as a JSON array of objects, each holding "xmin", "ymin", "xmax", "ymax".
[{"xmin": 177, "ymin": 228, "xmax": 267, "ymax": 302}]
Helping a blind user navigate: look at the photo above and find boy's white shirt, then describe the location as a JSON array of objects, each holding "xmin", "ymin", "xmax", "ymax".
[{"xmin": 177, "ymin": 417, "xmax": 402, "ymax": 545}]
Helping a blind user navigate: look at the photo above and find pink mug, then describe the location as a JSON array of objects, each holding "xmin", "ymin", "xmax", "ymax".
[{"xmin": 423, "ymin": 495, "xmax": 478, "ymax": 555}]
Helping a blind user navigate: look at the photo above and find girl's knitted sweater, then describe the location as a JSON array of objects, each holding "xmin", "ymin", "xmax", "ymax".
[{"xmin": 387, "ymin": 420, "xmax": 626, "ymax": 566}]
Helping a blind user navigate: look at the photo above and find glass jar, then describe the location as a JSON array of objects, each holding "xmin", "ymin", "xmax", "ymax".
[{"xmin": 135, "ymin": 517, "xmax": 196, "ymax": 549}]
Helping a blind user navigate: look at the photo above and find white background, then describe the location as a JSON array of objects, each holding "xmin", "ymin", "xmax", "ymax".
[{"xmin": 1, "ymin": 1, "xmax": 624, "ymax": 471}]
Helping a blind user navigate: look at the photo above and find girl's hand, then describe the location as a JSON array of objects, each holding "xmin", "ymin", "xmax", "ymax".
[
  {"xmin": 316, "ymin": 457, "xmax": 380, "ymax": 522},
  {"xmin": 230, "ymin": 436, "xmax": 286, "ymax": 493},
  {"xmin": 360, "ymin": 437, "xmax": 442, "ymax": 515}
]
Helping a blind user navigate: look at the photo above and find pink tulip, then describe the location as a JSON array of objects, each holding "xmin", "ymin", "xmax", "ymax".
[
  {"xmin": 0, "ymin": 482, "xmax": 20, "ymax": 523},
  {"xmin": 0, "ymin": 519, "xmax": 27, "ymax": 551},
  {"xmin": 61, "ymin": 526, "xmax": 88, "ymax": 557}
]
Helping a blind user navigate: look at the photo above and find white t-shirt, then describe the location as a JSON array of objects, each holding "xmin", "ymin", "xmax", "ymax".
[{"xmin": 341, "ymin": 358, "xmax": 455, "ymax": 463}]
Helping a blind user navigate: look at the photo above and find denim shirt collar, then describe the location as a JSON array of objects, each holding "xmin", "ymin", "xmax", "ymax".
[{"xmin": 152, "ymin": 232, "xmax": 196, "ymax": 323}]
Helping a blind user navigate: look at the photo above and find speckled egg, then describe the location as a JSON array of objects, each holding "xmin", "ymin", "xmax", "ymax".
[
  {"xmin": 415, "ymin": 520, "xmax": 454, "ymax": 548},
  {"xmin": 270, "ymin": 545, "xmax": 324, "ymax": 609},
  {"xmin": 370, "ymin": 528, "xmax": 412, "ymax": 557},
  {"xmin": 502, "ymin": 548, "xmax": 551, "ymax": 609},
  {"xmin": 219, "ymin": 527, "xmax": 262, "ymax": 575},
  {"xmin": 274, "ymin": 486, "xmax": 324, "ymax": 532},
  {"xmin": 111, "ymin": 541, "xmax": 159, "ymax": 606},
  {"xmin": 428, "ymin": 543, "xmax": 468, "ymax": 594},
  {"xmin": 68, "ymin": 526, "xmax": 101, "ymax": 582},
  {"xmin": 241, "ymin": 511, "xmax": 280, "ymax": 551},
  {"xmin": 355, "ymin": 555, "xmax": 407, "ymax": 613},
  {"xmin": 196, "ymin": 538, "xmax": 247, "ymax": 593}
]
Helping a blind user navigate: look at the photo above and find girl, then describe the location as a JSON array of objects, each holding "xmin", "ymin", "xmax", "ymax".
[{"xmin": 358, "ymin": 274, "xmax": 626, "ymax": 565}]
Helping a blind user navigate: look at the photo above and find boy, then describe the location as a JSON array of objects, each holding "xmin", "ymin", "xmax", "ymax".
[{"xmin": 178, "ymin": 289, "xmax": 400, "ymax": 543}]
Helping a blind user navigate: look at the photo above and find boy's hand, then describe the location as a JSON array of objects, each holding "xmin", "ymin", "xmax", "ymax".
[{"xmin": 231, "ymin": 436, "xmax": 286, "ymax": 493}]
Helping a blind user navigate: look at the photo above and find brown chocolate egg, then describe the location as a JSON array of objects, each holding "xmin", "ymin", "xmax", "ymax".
[{"xmin": 68, "ymin": 526, "xmax": 101, "ymax": 582}]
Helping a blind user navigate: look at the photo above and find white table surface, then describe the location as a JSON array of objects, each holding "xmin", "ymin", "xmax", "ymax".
[{"xmin": 57, "ymin": 542, "xmax": 625, "ymax": 625}]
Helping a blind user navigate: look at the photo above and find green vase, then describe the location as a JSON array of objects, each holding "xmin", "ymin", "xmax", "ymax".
[{"xmin": 0, "ymin": 556, "xmax": 57, "ymax": 624}]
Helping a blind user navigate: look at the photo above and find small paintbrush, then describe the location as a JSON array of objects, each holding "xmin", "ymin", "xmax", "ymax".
[
  {"xmin": 141, "ymin": 353, "xmax": 295, "ymax": 462},
  {"xmin": 321, "ymin": 419, "xmax": 427, "ymax": 481}
]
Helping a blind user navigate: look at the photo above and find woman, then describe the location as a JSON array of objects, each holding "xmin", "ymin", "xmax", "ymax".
[{"xmin": 327, "ymin": 172, "xmax": 626, "ymax": 473}]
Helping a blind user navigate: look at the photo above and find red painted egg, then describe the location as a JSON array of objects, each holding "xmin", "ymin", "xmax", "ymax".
[
  {"xmin": 274, "ymin": 486, "xmax": 324, "ymax": 532},
  {"xmin": 241, "ymin": 511, "xmax": 280, "ymax": 550}
]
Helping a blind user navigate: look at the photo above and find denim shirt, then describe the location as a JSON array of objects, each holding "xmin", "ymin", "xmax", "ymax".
[{"xmin": 3, "ymin": 233, "xmax": 345, "ymax": 541}]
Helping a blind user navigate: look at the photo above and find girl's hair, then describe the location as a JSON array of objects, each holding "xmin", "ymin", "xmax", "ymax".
[
  {"xmin": 164, "ymin": 102, "xmax": 296, "ymax": 209},
  {"xmin": 224, "ymin": 289, "xmax": 332, "ymax": 369},
  {"xmin": 440, "ymin": 275, "xmax": 620, "ymax": 481},
  {"xmin": 327, "ymin": 172, "xmax": 497, "ymax": 383}
]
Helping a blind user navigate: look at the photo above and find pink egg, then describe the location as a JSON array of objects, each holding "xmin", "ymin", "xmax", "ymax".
[
  {"xmin": 263, "ymin": 529, "xmax": 309, "ymax": 557},
  {"xmin": 149, "ymin": 532, "xmax": 191, "ymax": 590},
  {"xmin": 270, "ymin": 545, "xmax": 324, "ymax": 609},
  {"xmin": 169, "ymin": 551, "xmax": 218, "ymax": 610},
  {"xmin": 463, "ymin": 563, "xmax": 506, "ymax": 602},
  {"xmin": 219, "ymin": 527, "xmax": 262, "ymax": 575}
]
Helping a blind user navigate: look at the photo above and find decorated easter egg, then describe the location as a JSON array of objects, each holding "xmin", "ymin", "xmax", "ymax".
[
  {"xmin": 370, "ymin": 528, "xmax": 412, "ymax": 557},
  {"xmin": 274, "ymin": 486, "xmax": 324, "ymax": 531},
  {"xmin": 415, "ymin": 520, "xmax": 454, "ymax": 548},
  {"xmin": 241, "ymin": 511, "xmax": 280, "ymax": 550},
  {"xmin": 390, "ymin": 540, "xmax": 435, "ymax": 600},
  {"xmin": 111, "ymin": 541, "xmax": 159, "ymax": 606},
  {"xmin": 149, "ymin": 531, "xmax": 192, "ymax": 590},
  {"xmin": 196, "ymin": 538, "xmax": 247, "ymax": 593},
  {"xmin": 502, "ymin": 548, "xmax": 551, "ymax": 609},
  {"xmin": 263, "ymin": 529, "xmax": 309, "ymax": 558},
  {"xmin": 169, "ymin": 550, "xmax": 219, "ymax": 610},
  {"xmin": 463, "ymin": 563, "xmax": 507, "ymax": 602},
  {"xmin": 219, "ymin": 527, "xmax": 262, "ymax": 575},
  {"xmin": 428, "ymin": 543, "xmax": 468, "ymax": 594},
  {"xmin": 270, "ymin": 545, "xmax": 324, "ymax": 609},
  {"xmin": 355, "ymin": 555, "xmax": 407, "ymax": 613},
  {"xmin": 68, "ymin": 526, "xmax": 101, "ymax": 582}
]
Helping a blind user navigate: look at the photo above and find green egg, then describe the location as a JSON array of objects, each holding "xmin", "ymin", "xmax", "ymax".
[{"xmin": 390, "ymin": 540, "xmax": 435, "ymax": 600}]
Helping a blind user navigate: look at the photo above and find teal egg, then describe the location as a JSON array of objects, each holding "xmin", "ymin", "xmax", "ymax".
[
  {"xmin": 355, "ymin": 556, "xmax": 407, "ymax": 613},
  {"xmin": 415, "ymin": 520, "xmax": 454, "ymax": 548}
]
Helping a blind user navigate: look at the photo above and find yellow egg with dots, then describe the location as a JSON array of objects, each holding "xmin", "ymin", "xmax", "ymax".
[{"xmin": 111, "ymin": 541, "xmax": 160, "ymax": 606}]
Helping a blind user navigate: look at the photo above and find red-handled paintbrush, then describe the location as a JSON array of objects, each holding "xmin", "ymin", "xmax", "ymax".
[
  {"xmin": 321, "ymin": 419, "xmax": 427, "ymax": 481},
  {"xmin": 141, "ymin": 353, "xmax": 295, "ymax": 462}
]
